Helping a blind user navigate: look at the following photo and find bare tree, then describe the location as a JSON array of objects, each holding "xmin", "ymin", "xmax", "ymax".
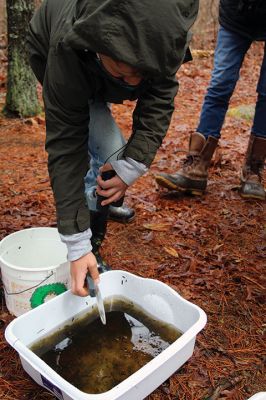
[
  {"xmin": 4, "ymin": 0, "xmax": 40, "ymax": 117},
  {"xmin": 192, "ymin": 0, "xmax": 219, "ymax": 49}
]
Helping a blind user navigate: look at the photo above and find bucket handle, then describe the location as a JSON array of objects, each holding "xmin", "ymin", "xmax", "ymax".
[{"xmin": 2, "ymin": 271, "xmax": 54, "ymax": 295}]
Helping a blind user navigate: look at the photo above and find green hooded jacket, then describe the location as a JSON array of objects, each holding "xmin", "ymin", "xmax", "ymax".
[{"xmin": 27, "ymin": 0, "xmax": 199, "ymax": 235}]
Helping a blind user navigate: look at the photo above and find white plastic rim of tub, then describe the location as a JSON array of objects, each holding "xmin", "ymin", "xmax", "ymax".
[
  {"xmin": 5, "ymin": 270, "xmax": 207, "ymax": 400},
  {"xmin": 0, "ymin": 227, "xmax": 67, "ymax": 271},
  {"xmin": 247, "ymin": 393, "xmax": 266, "ymax": 400}
]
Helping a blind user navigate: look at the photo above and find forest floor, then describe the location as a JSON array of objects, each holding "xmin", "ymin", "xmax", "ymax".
[{"xmin": 0, "ymin": 32, "xmax": 265, "ymax": 400}]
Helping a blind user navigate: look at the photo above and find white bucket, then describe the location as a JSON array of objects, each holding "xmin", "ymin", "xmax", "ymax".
[
  {"xmin": 0, "ymin": 227, "xmax": 70, "ymax": 317},
  {"xmin": 247, "ymin": 394, "xmax": 266, "ymax": 400}
]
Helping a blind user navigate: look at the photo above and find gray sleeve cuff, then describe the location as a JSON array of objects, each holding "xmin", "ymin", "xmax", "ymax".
[
  {"xmin": 110, "ymin": 157, "xmax": 148, "ymax": 186},
  {"xmin": 60, "ymin": 228, "xmax": 93, "ymax": 262}
]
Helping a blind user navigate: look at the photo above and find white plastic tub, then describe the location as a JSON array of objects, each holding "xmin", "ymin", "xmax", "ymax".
[
  {"xmin": 0, "ymin": 227, "xmax": 70, "ymax": 316},
  {"xmin": 247, "ymin": 394, "xmax": 266, "ymax": 400},
  {"xmin": 5, "ymin": 270, "xmax": 207, "ymax": 400}
]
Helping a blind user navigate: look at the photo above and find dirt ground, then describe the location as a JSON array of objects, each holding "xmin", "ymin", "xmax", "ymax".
[{"xmin": 0, "ymin": 26, "xmax": 265, "ymax": 400}]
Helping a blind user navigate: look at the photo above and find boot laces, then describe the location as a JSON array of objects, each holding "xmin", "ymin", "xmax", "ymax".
[{"xmin": 183, "ymin": 154, "xmax": 201, "ymax": 168}]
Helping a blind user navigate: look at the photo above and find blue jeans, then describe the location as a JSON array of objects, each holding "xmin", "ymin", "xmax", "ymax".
[
  {"xmin": 84, "ymin": 102, "xmax": 126, "ymax": 211},
  {"xmin": 197, "ymin": 26, "xmax": 266, "ymax": 139}
]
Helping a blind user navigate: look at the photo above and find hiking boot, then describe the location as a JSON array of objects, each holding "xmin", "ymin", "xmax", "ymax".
[
  {"xmin": 155, "ymin": 132, "xmax": 219, "ymax": 195},
  {"xmin": 90, "ymin": 211, "xmax": 111, "ymax": 273},
  {"xmin": 108, "ymin": 205, "xmax": 135, "ymax": 223},
  {"xmin": 240, "ymin": 135, "xmax": 266, "ymax": 200}
]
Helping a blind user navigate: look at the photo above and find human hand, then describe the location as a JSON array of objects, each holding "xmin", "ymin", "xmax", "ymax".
[
  {"xmin": 96, "ymin": 163, "xmax": 128, "ymax": 206},
  {"xmin": 70, "ymin": 252, "xmax": 99, "ymax": 297}
]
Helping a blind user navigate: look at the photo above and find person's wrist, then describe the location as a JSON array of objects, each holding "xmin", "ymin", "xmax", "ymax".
[{"xmin": 60, "ymin": 228, "xmax": 93, "ymax": 261}]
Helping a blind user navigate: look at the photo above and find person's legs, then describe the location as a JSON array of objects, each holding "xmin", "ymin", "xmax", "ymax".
[
  {"xmin": 85, "ymin": 102, "xmax": 135, "ymax": 222},
  {"xmin": 155, "ymin": 27, "xmax": 252, "ymax": 194},
  {"xmin": 251, "ymin": 42, "xmax": 266, "ymax": 139},
  {"xmin": 240, "ymin": 43, "xmax": 266, "ymax": 200},
  {"xmin": 197, "ymin": 26, "xmax": 252, "ymax": 138},
  {"xmin": 85, "ymin": 102, "xmax": 135, "ymax": 271},
  {"xmin": 84, "ymin": 102, "xmax": 126, "ymax": 210}
]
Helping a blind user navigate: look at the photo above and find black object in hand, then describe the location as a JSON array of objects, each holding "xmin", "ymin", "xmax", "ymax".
[{"xmin": 96, "ymin": 170, "xmax": 124, "ymax": 212}]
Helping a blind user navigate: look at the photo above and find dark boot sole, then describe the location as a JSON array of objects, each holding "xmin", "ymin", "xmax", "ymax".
[
  {"xmin": 108, "ymin": 214, "xmax": 136, "ymax": 223},
  {"xmin": 240, "ymin": 192, "xmax": 266, "ymax": 200},
  {"xmin": 155, "ymin": 175, "xmax": 204, "ymax": 196}
]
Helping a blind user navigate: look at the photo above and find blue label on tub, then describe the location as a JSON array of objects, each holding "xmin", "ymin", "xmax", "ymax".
[{"xmin": 41, "ymin": 375, "xmax": 64, "ymax": 399}]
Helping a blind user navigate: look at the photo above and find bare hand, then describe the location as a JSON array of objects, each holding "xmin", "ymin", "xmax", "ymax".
[
  {"xmin": 70, "ymin": 252, "xmax": 99, "ymax": 297},
  {"xmin": 96, "ymin": 163, "xmax": 128, "ymax": 206}
]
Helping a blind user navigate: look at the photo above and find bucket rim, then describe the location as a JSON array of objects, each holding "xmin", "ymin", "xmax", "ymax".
[
  {"xmin": 0, "ymin": 227, "xmax": 59, "ymax": 243},
  {"xmin": 0, "ymin": 227, "xmax": 61, "ymax": 251},
  {"xmin": 0, "ymin": 260, "xmax": 68, "ymax": 272},
  {"xmin": 0, "ymin": 227, "xmax": 68, "ymax": 272}
]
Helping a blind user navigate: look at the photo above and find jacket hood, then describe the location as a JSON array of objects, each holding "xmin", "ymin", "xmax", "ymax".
[{"xmin": 64, "ymin": 0, "xmax": 199, "ymax": 76}]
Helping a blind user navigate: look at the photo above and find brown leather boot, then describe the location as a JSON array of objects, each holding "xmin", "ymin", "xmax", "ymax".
[
  {"xmin": 155, "ymin": 132, "xmax": 219, "ymax": 195},
  {"xmin": 240, "ymin": 135, "xmax": 266, "ymax": 200}
]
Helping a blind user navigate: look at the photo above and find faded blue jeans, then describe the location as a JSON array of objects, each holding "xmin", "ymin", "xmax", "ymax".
[
  {"xmin": 197, "ymin": 26, "xmax": 266, "ymax": 139},
  {"xmin": 84, "ymin": 102, "xmax": 126, "ymax": 211}
]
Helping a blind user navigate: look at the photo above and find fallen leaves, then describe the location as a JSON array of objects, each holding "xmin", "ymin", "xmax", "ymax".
[
  {"xmin": 143, "ymin": 222, "xmax": 172, "ymax": 231},
  {"xmin": 164, "ymin": 247, "xmax": 179, "ymax": 258},
  {"xmin": 0, "ymin": 30, "xmax": 266, "ymax": 400},
  {"xmin": 191, "ymin": 49, "xmax": 215, "ymax": 58}
]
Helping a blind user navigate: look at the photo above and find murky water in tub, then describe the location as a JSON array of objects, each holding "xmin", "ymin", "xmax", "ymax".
[{"xmin": 30, "ymin": 296, "xmax": 182, "ymax": 394}]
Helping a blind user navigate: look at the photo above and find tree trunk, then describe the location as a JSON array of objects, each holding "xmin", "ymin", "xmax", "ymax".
[{"xmin": 5, "ymin": 0, "xmax": 41, "ymax": 117}]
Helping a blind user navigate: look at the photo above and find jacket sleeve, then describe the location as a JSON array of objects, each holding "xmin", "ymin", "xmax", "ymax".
[
  {"xmin": 27, "ymin": 0, "xmax": 50, "ymax": 85},
  {"xmin": 123, "ymin": 74, "xmax": 179, "ymax": 166},
  {"xmin": 43, "ymin": 43, "xmax": 91, "ymax": 235}
]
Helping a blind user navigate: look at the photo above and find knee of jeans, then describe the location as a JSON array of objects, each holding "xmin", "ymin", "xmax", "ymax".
[
  {"xmin": 207, "ymin": 80, "xmax": 236, "ymax": 103},
  {"xmin": 84, "ymin": 187, "xmax": 98, "ymax": 211},
  {"xmin": 90, "ymin": 156, "xmax": 103, "ymax": 172},
  {"xmin": 210, "ymin": 69, "xmax": 238, "ymax": 94},
  {"xmin": 85, "ymin": 158, "xmax": 102, "ymax": 186}
]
